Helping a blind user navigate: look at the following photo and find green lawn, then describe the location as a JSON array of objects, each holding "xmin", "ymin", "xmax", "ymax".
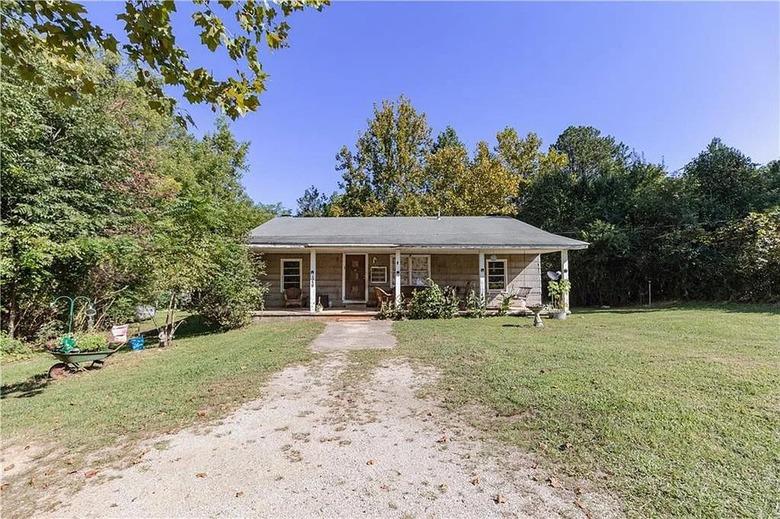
[
  {"xmin": 3, "ymin": 306, "xmax": 777, "ymax": 517},
  {"xmin": 389, "ymin": 305, "xmax": 779, "ymax": 518},
  {"xmin": 1, "ymin": 319, "xmax": 324, "ymax": 451}
]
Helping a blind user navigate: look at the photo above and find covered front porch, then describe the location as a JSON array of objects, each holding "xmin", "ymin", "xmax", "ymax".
[{"xmin": 253, "ymin": 247, "xmax": 573, "ymax": 314}]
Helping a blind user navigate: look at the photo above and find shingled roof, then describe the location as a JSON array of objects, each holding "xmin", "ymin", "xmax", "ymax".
[{"xmin": 248, "ymin": 216, "xmax": 588, "ymax": 250}]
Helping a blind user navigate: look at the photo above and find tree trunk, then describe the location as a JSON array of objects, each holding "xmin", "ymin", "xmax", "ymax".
[
  {"xmin": 7, "ymin": 283, "xmax": 17, "ymax": 338},
  {"xmin": 161, "ymin": 291, "xmax": 178, "ymax": 347}
]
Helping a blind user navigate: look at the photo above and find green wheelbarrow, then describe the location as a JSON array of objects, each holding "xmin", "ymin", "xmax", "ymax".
[{"xmin": 47, "ymin": 344, "xmax": 125, "ymax": 380}]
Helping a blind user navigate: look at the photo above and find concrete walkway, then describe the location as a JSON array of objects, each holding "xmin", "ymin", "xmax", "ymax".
[{"xmin": 310, "ymin": 320, "xmax": 396, "ymax": 352}]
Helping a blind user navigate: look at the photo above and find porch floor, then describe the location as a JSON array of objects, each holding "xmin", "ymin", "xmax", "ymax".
[
  {"xmin": 252, "ymin": 307, "xmax": 379, "ymax": 319},
  {"xmin": 253, "ymin": 306, "xmax": 536, "ymax": 319}
]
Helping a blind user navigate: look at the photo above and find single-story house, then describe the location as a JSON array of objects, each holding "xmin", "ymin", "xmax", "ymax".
[{"xmin": 248, "ymin": 216, "xmax": 588, "ymax": 313}]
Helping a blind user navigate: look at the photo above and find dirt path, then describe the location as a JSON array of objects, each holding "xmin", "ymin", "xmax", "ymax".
[{"xmin": 42, "ymin": 321, "xmax": 620, "ymax": 518}]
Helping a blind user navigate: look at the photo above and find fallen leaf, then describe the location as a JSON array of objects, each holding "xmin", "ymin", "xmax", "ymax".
[
  {"xmin": 85, "ymin": 470, "xmax": 98, "ymax": 478},
  {"xmin": 195, "ymin": 472, "xmax": 207, "ymax": 478},
  {"xmin": 547, "ymin": 476, "xmax": 564, "ymax": 489},
  {"xmin": 0, "ymin": 483, "xmax": 9, "ymax": 492},
  {"xmin": 493, "ymin": 494, "xmax": 506, "ymax": 504},
  {"xmin": 575, "ymin": 497, "xmax": 593, "ymax": 519}
]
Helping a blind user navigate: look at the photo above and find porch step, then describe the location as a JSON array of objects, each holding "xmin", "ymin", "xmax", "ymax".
[{"xmin": 251, "ymin": 309, "xmax": 378, "ymax": 321}]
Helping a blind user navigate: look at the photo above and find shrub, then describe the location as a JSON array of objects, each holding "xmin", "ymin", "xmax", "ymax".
[
  {"xmin": 464, "ymin": 289, "xmax": 486, "ymax": 318},
  {"xmin": 377, "ymin": 298, "xmax": 406, "ymax": 321},
  {"xmin": 497, "ymin": 292, "xmax": 513, "ymax": 316},
  {"xmin": 407, "ymin": 280, "xmax": 459, "ymax": 320},
  {"xmin": 195, "ymin": 247, "xmax": 266, "ymax": 329},
  {"xmin": 74, "ymin": 332, "xmax": 109, "ymax": 352},
  {"xmin": 547, "ymin": 279, "xmax": 571, "ymax": 310},
  {"xmin": 34, "ymin": 320, "xmax": 65, "ymax": 349},
  {"xmin": 0, "ymin": 332, "xmax": 32, "ymax": 362}
]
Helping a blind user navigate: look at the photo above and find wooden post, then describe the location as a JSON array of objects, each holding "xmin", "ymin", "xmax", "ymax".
[
  {"xmin": 309, "ymin": 249, "xmax": 317, "ymax": 313},
  {"xmin": 561, "ymin": 249, "xmax": 570, "ymax": 314},
  {"xmin": 394, "ymin": 251, "xmax": 402, "ymax": 303},
  {"xmin": 478, "ymin": 252, "xmax": 486, "ymax": 302}
]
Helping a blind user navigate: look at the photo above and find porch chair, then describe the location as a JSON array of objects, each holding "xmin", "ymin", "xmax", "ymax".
[
  {"xmin": 283, "ymin": 287, "xmax": 303, "ymax": 308},
  {"xmin": 373, "ymin": 286, "xmax": 394, "ymax": 307},
  {"xmin": 513, "ymin": 286, "xmax": 533, "ymax": 309}
]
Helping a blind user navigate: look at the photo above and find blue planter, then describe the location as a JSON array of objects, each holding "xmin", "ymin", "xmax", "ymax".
[{"xmin": 128, "ymin": 336, "xmax": 145, "ymax": 351}]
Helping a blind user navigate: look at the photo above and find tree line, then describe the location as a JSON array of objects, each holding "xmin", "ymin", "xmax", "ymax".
[
  {"xmin": 2, "ymin": 0, "xmax": 327, "ymax": 341},
  {"xmin": 297, "ymin": 97, "xmax": 780, "ymax": 305},
  {"xmin": 1, "ymin": 57, "xmax": 274, "ymax": 340}
]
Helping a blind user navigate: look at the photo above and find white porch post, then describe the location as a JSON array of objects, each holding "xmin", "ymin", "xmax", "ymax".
[
  {"xmin": 394, "ymin": 251, "xmax": 402, "ymax": 303},
  {"xmin": 309, "ymin": 249, "xmax": 317, "ymax": 313},
  {"xmin": 561, "ymin": 249, "xmax": 570, "ymax": 314},
  {"xmin": 478, "ymin": 252, "xmax": 486, "ymax": 302}
]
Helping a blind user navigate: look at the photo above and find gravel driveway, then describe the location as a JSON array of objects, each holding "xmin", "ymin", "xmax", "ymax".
[{"xmin": 48, "ymin": 321, "xmax": 620, "ymax": 518}]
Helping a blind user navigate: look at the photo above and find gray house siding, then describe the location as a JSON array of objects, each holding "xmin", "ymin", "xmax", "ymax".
[{"xmin": 259, "ymin": 252, "xmax": 541, "ymax": 309}]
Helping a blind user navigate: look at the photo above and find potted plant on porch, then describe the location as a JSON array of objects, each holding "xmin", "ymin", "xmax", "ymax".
[{"xmin": 546, "ymin": 278, "xmax": 570, "ymax": 320}]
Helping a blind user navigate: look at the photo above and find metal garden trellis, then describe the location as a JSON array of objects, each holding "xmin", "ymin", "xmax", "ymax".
[{"xmin": 51, "ymin": 295, "xmax": 95, "ymax": 335}]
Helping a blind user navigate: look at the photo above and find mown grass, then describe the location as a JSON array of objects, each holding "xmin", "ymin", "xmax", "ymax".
[
  {"xmin": 1, "ymin": 318, "xmax": 324, "ymax": 450},
  {"xmin": 391, "ymin": 304, "xmax": 780, "ymax": 518}
]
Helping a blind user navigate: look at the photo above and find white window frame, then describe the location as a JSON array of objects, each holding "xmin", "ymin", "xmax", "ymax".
[
  {"xmin": 390, "ymin": 254, "xmax": 431, "ymax": 287},
  {"xmin": 370, "ymin": 266, "xmax": 387, "ymax": 284},
  {"xmin": 486, "ymin": 258, "xmax": 508, "ymax": 292},
  {"xmin": 280, "ymin": 258, "xmax": 302, "ymax": 291}
]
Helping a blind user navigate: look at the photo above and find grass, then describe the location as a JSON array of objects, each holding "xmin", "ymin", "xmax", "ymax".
[
  {"xmin": 388, "ymin": 304, "xmax": 780, "ymax": 518},
  {"xmin": 1, "ymin": 317, "xmax": 324, "ymax": 450},
  {"xmin": 3, "ymin": 305, "xmax": 777, "ymax": 517}
]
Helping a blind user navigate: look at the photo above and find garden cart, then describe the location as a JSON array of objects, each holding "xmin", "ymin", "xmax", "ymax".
[
  {"xmin": 47, "ymin": 324, "xmax": 130, "ymax": 379},
  {"xmin": 47, "ymin": 343, "xmax": 126, "ymax": 379}
]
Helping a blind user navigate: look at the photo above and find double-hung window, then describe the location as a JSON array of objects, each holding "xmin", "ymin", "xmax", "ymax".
[
  {"xmin": 409, "ymin": 255, "xmax": 430, "ymax": 286},
  {"xmin": 392, "ymin": 255, "xmax": 431, "ymax": 286},
  {"xmin": 486, "ymin": 259, "xmax": 507, "ymax": 291},
  {"xmin": 281, "ymin": 259, "xmax": 302, "ymax": 290}
]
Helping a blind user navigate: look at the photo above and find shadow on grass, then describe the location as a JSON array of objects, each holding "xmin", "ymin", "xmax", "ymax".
[
  {"xmin": 1, "ymin": 315, "xmax": 225, "ymax": 400},
  {"xmin": 501, "ymin": 323, "xmax": 535, "ymax": 329},
  {"xmin": 133, "ymin": 314, "xmax": 222, "ymax": 346},
  {"xmin": 574, "ymin": 302, "xmax": 780, "ymax": 316},
  {"xmin": 1, "ymin": 374, "xmax": 49, "ymax": 399},
  {"xmin": 172, "ymin": 314, "xmax": 222, "ymax": 339}
]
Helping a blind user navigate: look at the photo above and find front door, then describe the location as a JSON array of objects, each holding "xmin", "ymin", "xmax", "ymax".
[{"xmin": 345, "ymin": 254, "xmax": 366, "ymax": 302}]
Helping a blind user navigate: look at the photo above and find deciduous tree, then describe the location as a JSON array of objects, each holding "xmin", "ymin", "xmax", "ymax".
[{"xmin": 1, "ymin": 0, "xmax": 328, "ymax": 122}]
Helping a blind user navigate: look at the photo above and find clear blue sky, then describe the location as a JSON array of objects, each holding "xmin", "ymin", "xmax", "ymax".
[{"xmin": 88, "ymin": 1, "xmax": 779, "ymax": 209}]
